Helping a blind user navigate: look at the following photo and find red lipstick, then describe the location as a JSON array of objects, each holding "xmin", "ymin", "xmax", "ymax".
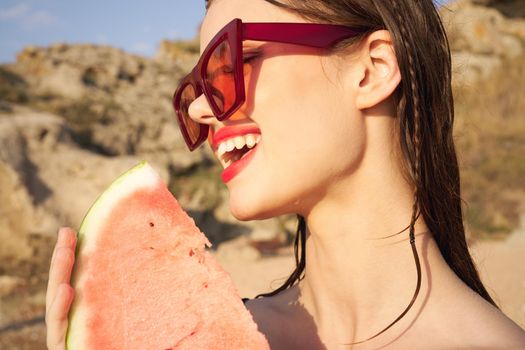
[
  {"xmin": 212, "ymin": 124, "xmax": 261, "ymax": 150},
  {"xmin": 221, "ymin": 141, "xmax": 260, "ymax": 183}
]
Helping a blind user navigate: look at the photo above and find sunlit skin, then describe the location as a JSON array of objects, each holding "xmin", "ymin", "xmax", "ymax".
[{"xmin": 186, "ymin": 0, "xmax": 525, "ymax": 348}]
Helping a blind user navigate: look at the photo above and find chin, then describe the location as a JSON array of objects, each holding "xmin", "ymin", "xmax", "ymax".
[
  {"xmin": 229, "ymin": 204, "xmax": 270, "ymax": 222},
  {"xmin": 228, "ymin": 195, "xmax": 294, "ymax": 222}
]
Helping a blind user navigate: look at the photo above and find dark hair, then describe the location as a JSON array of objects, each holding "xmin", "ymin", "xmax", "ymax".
[{"xmin": 205, "ymin": 0, "xmax": 498, "ymax": 345}]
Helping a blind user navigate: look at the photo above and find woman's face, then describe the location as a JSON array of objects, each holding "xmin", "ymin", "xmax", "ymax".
[{"xmin": 188, "ymin": 0, "xmax": 366, "ymax": 220}]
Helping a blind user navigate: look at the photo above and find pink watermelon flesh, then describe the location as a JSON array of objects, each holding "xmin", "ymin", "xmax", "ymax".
[{"xmin": 66, "ymin": 162, "xmax": 270, "ymax": 349}]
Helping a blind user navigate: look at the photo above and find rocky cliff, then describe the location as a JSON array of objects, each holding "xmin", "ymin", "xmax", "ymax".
[{"xmin": 442, "ymin": 0, "xmax": 525, "ymax": 83}]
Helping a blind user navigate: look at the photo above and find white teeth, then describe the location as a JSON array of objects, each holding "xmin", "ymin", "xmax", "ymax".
[
  {"xmin": 245, "ymin": 134, "xmax": 256, "ymax": 148},
  {"xmin": 218, "ymin": 142, "xmax": 227, "ymax": 156},
  {"xmin": 234, "ymin": 136, "xmax": 245, "ymax": 149},
  {"xmin": 216, "ymin": 133, "xmax": 262, "ymax": 169},
  {"xmin": 225, "ymin": 139, "xmax": 235, "ymax": 152}
]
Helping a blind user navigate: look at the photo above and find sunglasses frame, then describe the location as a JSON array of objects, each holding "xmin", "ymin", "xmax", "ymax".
[{"xmin": 173, "ymin": 17, "xmax": 365, "ymax": 151}]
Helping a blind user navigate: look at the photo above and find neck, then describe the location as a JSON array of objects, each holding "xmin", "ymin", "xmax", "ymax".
[{"xmin": 295, "ymin": 116, "xmax": 450, "ymax": 345}]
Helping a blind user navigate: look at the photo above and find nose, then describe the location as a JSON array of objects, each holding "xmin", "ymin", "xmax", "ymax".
[
  {"xmin": 187, "ymin": 93, "xmax": 219, "ymax": 128},
  {"xmin": 186, "ymin": 92, "xmax": 251, "ymax": 149}
]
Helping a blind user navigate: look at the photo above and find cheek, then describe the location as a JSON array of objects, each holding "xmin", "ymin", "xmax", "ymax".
[
  {"xmin": 255, "ymin": 56, "xmax": 327, "ymax": 139},
  {"xmin": 255, "ymin": 56, "xmax": 364, "ymax": 171},
  {"xmin": 227, "ymin": 57, "xmax": 365, "ymax": 218}
]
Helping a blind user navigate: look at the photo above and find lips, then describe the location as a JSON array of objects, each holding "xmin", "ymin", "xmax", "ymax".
[
  {"xmin": 221, "ymin": 140, "xmax": 260, "ymax": 183},
  {"xmin": 212, "ymin": 124, "xmax": 262, "ymax": 151}
]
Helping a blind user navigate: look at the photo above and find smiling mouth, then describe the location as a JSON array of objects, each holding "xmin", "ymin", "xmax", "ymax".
[{"xmin": 216, "ymin": 135, "xmax": 261, "ymax": 169}]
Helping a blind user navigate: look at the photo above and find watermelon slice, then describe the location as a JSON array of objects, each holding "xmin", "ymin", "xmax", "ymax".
[{"xmin": 66, "ymin": 161, "xmax": 270, "ymax": 349}]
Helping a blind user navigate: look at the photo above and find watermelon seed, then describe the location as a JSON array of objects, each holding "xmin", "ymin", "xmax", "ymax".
[
  {"xmin": 149, "ymin": 222, "xmax": 154, "ymax": 227},
  {"xmin": 189, "ymin": 249, "xmax": 194, "ymax": 256}
]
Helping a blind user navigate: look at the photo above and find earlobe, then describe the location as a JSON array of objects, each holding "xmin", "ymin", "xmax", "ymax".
[{"xmin": 354, "ymin": 30, "xmax": 401, "ymax": 111}]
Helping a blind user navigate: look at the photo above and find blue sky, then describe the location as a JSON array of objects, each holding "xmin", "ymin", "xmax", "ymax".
[
  {"xmin": 0, "ymin": 1, "xmax": 450, "ymax": 64},
  {"xmin": 0, "ymin": 1, "xmax": 206, "ymax": 63}
]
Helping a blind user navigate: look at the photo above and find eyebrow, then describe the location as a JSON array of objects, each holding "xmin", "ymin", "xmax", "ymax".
[{"xmin": 205, "ymin": 0, "xmax": 213, "ymax": 10}]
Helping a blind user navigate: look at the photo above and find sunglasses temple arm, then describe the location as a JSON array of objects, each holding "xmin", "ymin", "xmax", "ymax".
[{"xmin": 242, "ymin": 23, "xmax": 363, "ymax": 49}]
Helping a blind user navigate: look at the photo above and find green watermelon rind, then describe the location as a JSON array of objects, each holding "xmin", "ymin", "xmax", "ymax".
[{"xmin": 65, "ymin": 160, "xmax": 159, "ymax": 350}]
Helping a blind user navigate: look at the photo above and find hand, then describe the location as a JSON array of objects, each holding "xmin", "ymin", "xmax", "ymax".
[{"xmin": 45, "ymin": 227, "xmax": 77, "ymax": 350}]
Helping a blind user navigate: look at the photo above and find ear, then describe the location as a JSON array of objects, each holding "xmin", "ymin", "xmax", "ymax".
[{"xmin": 354, "ymin": 30, "xmax": 401, "ymax": 111}]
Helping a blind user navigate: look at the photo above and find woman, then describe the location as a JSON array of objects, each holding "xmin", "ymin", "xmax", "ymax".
[{"xmin": 46, "ymin": 0, "xmax": 525, "ymax": 348}]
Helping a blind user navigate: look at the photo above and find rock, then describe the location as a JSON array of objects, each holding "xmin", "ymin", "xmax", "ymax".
[
  {"xmin": 441, "ymin": 0, "xmax": 525, "ymax": 84},
  {"xmin": 471, "ymin": 0, "xmax": 525, "ymax": 18},
  {"xmin": 39, "ymin": 64, "xmax": 86, "ymax": 99},
  {"xmin": 0, "ymin": 106, "xmax": 72, "ymax": 152},
  {"xmin": 0, "ymin": 107, "xmax": 169, "ymax": 237},
  {"xmin": 0, "ymin": 275, "xmax": 25, "ymax": 297},
  {"xmin": 0, "ymin": 161, "xmax": 34, "ymax": 266},
  {"xmin": 11, "ymin": 43, "xmax": 203, "ymax": 173},
  {"xmin": 451, "ymin": 51, "xmax": 503, "ymax": 84},
  {"xmin": 15, "ymin": 43, "xmax": 147, "ymax": 93},
  {"xmin": 443, "ymin": 2, "xmax": 524, "ymax": 57},
  {"xmin": 156, "ymin": 38, "xmax": 199, "ymax": 61},
  {"xmin": 30, "ymin": 144, "xmax": 165, "ymax": 231},
  {"xmin": 155, "ymin": 39, "xmax": 200, "ymax": 73}
]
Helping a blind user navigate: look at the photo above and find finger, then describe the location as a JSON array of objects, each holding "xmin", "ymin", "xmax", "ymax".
[
  {"xmin": 46, "ymin": 283, "xmax": 74, "ymax": 350},
  {"xmin": 47, "ymin": 227, "xmax": 66, "ymax": 317},
  {"xmin": 46, "ymin": 228, "xmax": 77, "ymax": 317},
  {"xmin": 51, "ymin": 227, "xmax": 76, "ymax": 266},
  {"xmin": 58, "ymin": 227, "xmax": 77, "ymax": 250},
  {"xmin": 47, "ymin": 228, "xmax": 77, "ymax": 296},
  {"xmin": 46, "ymin": 247, "xmax": 75, "ymax": 324}
]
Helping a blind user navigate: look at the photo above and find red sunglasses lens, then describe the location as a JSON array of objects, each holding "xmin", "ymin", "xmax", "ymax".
[
  {"xmin": 205, "ymin": 39, "xmax": 238, "ymax": 119},
  {"xmin": 179, "ymin": 83, "xmax": 202, "ymax": 146},
  {"xmin": 176, "ymin": 37, "xmax": 240, "ymax": 150}
]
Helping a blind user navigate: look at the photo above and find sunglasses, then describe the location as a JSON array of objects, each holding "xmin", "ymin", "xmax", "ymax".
[{"xmin": 172, "ymin": 17, "xmax": 364, "ymax": 151}]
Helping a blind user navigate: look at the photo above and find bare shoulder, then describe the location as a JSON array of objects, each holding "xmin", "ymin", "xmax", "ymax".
[
  {"xmin": 243, "ymin": 287, "xmax": 323, "ymax": 350},
  {"xmin": 243, "ymin": 285, "xmax": 525, "ymax": 349},
  {"xmin": 470, "ymin": 298, "xmax": 525, "ymax": 348},
  {"xmin": 243, "ymin": 295, "xmax": 284, "ymax": 347},
  {"xmin": 243, "ymin": 295, "xmax": 274, "ymax": 328},
  {"xmin": 243, "ymin": 286, "xmax": 298, "ymax": 335},
  {"xmin": 435, "ymin": 285, "xmax": 525, "ymax": 349},
  {"xmin": 244, "ymin": 295, "xmax": 293, "ymax": 342}
]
